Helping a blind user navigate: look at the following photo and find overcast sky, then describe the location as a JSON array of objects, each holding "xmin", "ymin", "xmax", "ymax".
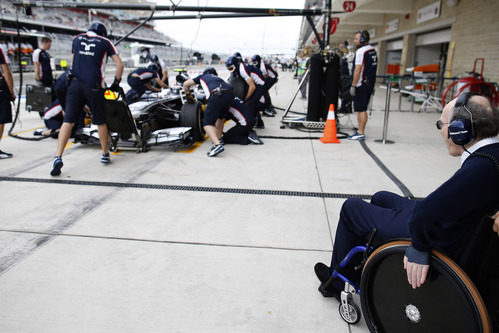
[{"xmin": 152, "ymin": 0, "xmax": 306, "ymax": 58}]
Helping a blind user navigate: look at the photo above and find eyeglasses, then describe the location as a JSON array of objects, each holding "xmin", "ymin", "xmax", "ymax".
[{"xmin": 435, "ymin": 120, "xmax": 449, "ymax": 130}]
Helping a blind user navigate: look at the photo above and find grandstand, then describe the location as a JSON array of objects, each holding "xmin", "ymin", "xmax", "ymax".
[{"xmin": 0, "ymin": 0, "xmax": 203, "ymax": 71}]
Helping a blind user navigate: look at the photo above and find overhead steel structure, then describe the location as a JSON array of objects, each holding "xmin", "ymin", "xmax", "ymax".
[{"xmin": 12, "ymin": 1, "xmax": 339, "ymax": 51}]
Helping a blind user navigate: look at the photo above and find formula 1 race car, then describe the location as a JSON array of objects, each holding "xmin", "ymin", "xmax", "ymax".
[{"xmin": 77, "ymin": 84, "xmax": 206, "ymax": 153}]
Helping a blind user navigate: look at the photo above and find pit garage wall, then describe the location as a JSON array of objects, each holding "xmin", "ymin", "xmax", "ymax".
[
  {"xmin": 367, "ymin": 0, "xmax": 499, "ymax": 84},
  {"xmin": 449, "ymin": 0, "xmax": 499, "ymax": 83}
]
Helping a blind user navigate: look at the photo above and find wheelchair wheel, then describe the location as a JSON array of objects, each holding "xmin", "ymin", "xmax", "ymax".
[
  {"xmin": 339, "ymin": 300, "xmax": 361, "ymax": 324},
  {"xmin": 360, "ymin": 240, "xmax": 491, "ymax": 333}
]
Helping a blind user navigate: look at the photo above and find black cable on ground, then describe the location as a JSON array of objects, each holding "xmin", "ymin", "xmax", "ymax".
[
  {"xmin": 359, "ymin": 140, "xmax": 415, "ymax": 199},
  {"xmin": 8, "ymin": 7, "xmax": 49, "ymax": 142}
]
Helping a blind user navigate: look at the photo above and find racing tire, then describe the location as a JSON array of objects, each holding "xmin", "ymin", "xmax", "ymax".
[
  {"xmin": 360, "ymin": 240, "xmax": 491, "ymax": 333},
  {"xmin": 228, "ymin": 76, "xmax": 247, "ymax": 100},
  {"xmin": 180, "ymin": 101, "xmax": 205, "ymax": 141}
]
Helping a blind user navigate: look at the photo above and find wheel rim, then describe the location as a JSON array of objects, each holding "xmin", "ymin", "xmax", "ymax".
[
  {"xmin": 339, "ymin": 303, "xmax": 359, "ymax": 324},
  {"xmin": 360, "ymin": 241, "xmax": 490, "ymax": 333}
]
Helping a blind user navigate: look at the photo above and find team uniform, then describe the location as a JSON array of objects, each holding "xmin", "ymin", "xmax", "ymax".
[
  {"xmin": 352, "ymin": 44, "xmax": 377, "ymax": 111},
  {"xmin": 149, "ymin": 58, "xmax": 168, "ymax": 87},
  {"xmin": 259, "ymin": 61, "xmax": 278, "ymax": 113},
  {"xmin": 238, "ymin": 62, "xmax": 267, "ymax": 111},
  {"xmin": 126, "ymin": 65, "xmax": 160, "ymax": 103},
  {"xmin": 0, "ymin": 46, "xmax": 12, "ymax": 125},
  {"xmin": 64, "ymin": 31, "xmax": 118, "ymax": 125},
  {"xmin": 193, "ymin": 73, "xmax": 255, "ymax": 145},
  {"xmin": 193, "ymin": 73, "xmax": 234, "ymax": 127},
  {"xmin": 38, "ymin": 72, "xmax": 83, "ymax": 135},
  {"xmin": 32, "ymin": 47, "xmax": 53, "ymax": 87}
]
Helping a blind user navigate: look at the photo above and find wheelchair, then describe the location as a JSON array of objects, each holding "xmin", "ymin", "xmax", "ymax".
[{"xmin": 322, "ymin": 215, "xmax": 499, "ymax": 332}]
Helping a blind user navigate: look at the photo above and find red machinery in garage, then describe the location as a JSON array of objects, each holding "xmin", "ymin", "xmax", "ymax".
[{"xmin": 442, "ymin": 58, "xmax": 499, "ymax": 107}]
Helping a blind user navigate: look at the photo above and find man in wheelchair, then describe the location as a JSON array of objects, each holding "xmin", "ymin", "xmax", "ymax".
[{"xmin": 315, "ymin": 93, "xmax": 499, "ymax": 302}]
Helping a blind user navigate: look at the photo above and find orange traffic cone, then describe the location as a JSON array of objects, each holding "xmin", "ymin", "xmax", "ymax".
[{"xmin": 320, "ymin": 104, "xmax": 341, "ymax": 143}]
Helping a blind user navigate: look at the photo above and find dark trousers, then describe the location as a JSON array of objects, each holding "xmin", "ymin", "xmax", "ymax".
[
  {"xmin": 247, "ymin": 85, "xmax": 267, "ymax": 127},
  {"xmin": 329, "ymin": 191, "xmax": 414, "ymax": 289},
  {"xmin": 263, "ymin": 77, "xmax": 277, "ymax": 108},
  {"xmin": 223, "ymin": 97, "xmax": 253, "ymax": 145}
]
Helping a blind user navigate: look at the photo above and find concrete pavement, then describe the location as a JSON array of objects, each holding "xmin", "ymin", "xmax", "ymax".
[{"xmin": 0, "ymin": 66, "xmax": 457, "ymax": 332}]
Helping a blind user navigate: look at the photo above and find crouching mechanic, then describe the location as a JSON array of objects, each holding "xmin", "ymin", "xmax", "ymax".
[
  {"xmin": 125, "ymin": 63, "xmax": 168, "ymax": 104},
  {"xmin": 50, "ymin": 21, "xmax": 123, "ymax": 176},
  {"xmin": 34, "ymin": 72, "xmax": 87, "ymax": 138},
  {"xmin": 183, "ymin": 67, "xmax": 263, "ymax": 157},
  {"xmin": 314, "ymin": 93, "xmax": 499, "ymax": 299}
]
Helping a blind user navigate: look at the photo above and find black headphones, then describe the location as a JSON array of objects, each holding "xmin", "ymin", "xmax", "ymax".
[
  {"xmin": 448, "ymin": 92, "xmax": 477, "ymax": 146},
  {"xmin": 358, "ymin": 30, "xmax": 369, "ymax": 45}
]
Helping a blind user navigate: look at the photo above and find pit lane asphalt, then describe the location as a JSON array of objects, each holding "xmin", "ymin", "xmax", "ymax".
[{"xmin": 0, "ymin": 65, "xmax": 459, "ymax": 333}]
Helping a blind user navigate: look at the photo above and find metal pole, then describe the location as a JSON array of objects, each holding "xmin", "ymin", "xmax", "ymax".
[
  {"xmin": 324, "ymin": 0, "xmax": 332, "ymax": 48},
  {"xmin": 125, "ymin": 13, "xmax": 303, "ymax": 21},
  {"xmin": 115, "ymin": 10, "xmax": 155, "ymax": 46},
  {"xmin": 375, "ymin": 80, "xmax": 394, "ymax": 144},
  {"xmin": 281, "ymin": 68, "xmax": 310, "ymax": 120},
  {"xmin": 398, "ymin": 76, "xmax": 402, "ymax": 111},
  {"xmin": 12, "ymin": 1, "xmax": 328, "ymax": 16},
  {"xmin": 410, "ymin": 73, "xmax": 415, "ymax": 112}
]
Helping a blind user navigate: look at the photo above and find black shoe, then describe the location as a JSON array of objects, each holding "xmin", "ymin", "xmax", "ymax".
[
  {"xmin": 255, "ymin": 118, "xmax": 265, "ymax": 129},
  {"xmin": 263, "ymin": 108, "xmax": 275, "ymax": 117},
  {"xmin": 314, "ymin": 262, "xmax": 341, "ymax": 300},
  {"xmin": 314, "ymin": 262, "xmax": 330, "ymax": 283},
  {"xmin": 318, "ymin": 282, "xmax": 341, "ymax": 300},
  {"xmin": 50, "ymin": 156, "xmax": 63, "ymax": 176},
  {"xmin": 0, "ymin": 149, "xmax": 13, "ymax": 159},
  {"xmin": 248, "ymin": 131, "xmax": 263, "ymax": 145},
  {"xmin": 207, "ymin": 143, "xmax": 224, "ymax": 157}
]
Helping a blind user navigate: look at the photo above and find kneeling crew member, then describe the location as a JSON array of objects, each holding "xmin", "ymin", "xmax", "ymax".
[
  {"xmin": 50, "ymin": 21, "xmax": 124, "ymax": 176},
  {"xmin": 126, "ymin": 63, "xmax": 168, "ymax": 103}
]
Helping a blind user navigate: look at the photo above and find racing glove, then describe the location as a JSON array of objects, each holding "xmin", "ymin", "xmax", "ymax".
[
  {"xmin": 349, "ymin": 86, "xmax": 356, "ymax": 97},
  {"xmin": 186, "ymin": 92, "xmax": 196, "ymax": 104},
  {"xmin": 110, "ymin": 77, "xmax": 121, "ymax": 92}
]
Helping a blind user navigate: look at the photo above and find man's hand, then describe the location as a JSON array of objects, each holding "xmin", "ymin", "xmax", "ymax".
[
  {"xmin": 492, "ymin": 211, "xmax": 499, "ymax": 237},
  {"xmin": 349, "ymin": 86, "xmax": 356, "ymax": 97},
  {"xmin": 403, "ymin": 256, "xmax": 429, "ymax": 289},
  {"xmin": 110, "ymin": 77, "xmax": 121, "ymax": 92},
  {"xmin": 404, "ymin": 245, "xmax": 430, "ymax": 289},
  {"xmin": 185, "ymin": 92, "xmax": 195, "ymax": 104}
]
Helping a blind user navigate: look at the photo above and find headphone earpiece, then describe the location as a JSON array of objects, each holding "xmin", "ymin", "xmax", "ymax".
[
  {"xmin": 448, "ymin": 118, "xmax": 473, "ymax": 145},
  {"xmin": 358, "ymin": 30, "xmax": 369, "ymax": 45},
  {"xmin": 448, "ymin": 92, "xmax": 477, "ymax": 146}
]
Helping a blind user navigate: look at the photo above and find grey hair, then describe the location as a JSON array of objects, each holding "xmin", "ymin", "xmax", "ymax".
[{"xmin": 451, "ymin": 97, "xmax": 499, "ymax": 139}]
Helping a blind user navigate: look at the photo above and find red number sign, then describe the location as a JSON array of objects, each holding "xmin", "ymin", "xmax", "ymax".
[
  {"xmin": 322, "ymin": 17, "xmax": 340, "ymax": 35},
  {"xmin": 343, "ymin": 1, "xmax": 356, "ymax": 12}
]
